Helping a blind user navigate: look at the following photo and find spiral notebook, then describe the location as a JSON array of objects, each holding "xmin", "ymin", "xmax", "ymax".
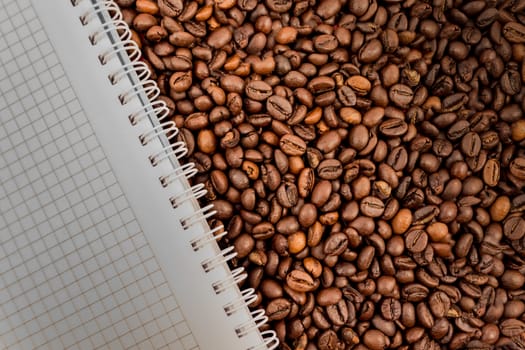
[{"xmin": 0, "ymin": 0, "xmax": 278, "ymax": 349}]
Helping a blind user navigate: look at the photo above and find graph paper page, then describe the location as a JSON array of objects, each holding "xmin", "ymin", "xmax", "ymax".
[
  {"xmin": 0, "ymin": 0, "xmax": 267, "ymax": 349},
  {"xmin": 0, "ymin": 1, "xmax": 202, "ymax": 349},
  {"xmin": 0, "ymin": 0, "xmax": 268, "ymax": 350}
]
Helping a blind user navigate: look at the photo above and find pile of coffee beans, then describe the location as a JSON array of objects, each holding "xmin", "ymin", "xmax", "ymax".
[{"xmin": 116, "ymin": 0, "xmax": 525, "ymax": 348}]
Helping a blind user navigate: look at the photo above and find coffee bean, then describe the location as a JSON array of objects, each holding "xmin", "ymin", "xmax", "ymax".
[
  {"xmin": 500, "ymin": 319, "xmax": 525, "ymax": 337},
  {"xmin": 275, "ymin": 26, "xmax": 297, "ymax": 45},
  {"xmin": 363, "ymin": 329, "xmax": 390, "ymax": 350},
  {"xmin": 461, "ymin": 132, "xmax": 482, "ymax": 157},
  {"xmin": 313, "ymin": 34, "xmax": 338, "ymax": 53},
  {"xmin": 276, "ymin": 182, "xmax": 298, "ymax": 208},
  {"xmin": 379, "ymin": 118, "xmax": 408, "ymax": 137},
  {"xmin": 510, "ymin": 157, "xmax": 525, "ymax": 180},
  {"xmin": 267, "ymin": 95, "xmax": 293, "ymax": 121},
  {"xmin": 130, "ymin": 0, "xmax": 525, "ymax": 347},
  {"xmin": 298, "ymin": 203, "xmax": 317, "ymax": 228},
  {"xmin": 389, "ymin": 84, "xmax": 414, "ymax": 108},
  {"xmin": 501, "ymin": 270, "xmax": 525, "ymax": 290},
  {"xmin": 316, "ymin": 287, "xmax": 342, "ymax": 307},
  {"xmin": 402, "ymin": 284, "xmax": 429, "ymax": 302},
  {"xmin": 317, "ymin": 329, "xmax": 339, "ymax": 350},
  {"xmin": 503, "ymin": 22, "xmax": 525, "ymax": 43},
  {"xmin": 504, "ymin": 216, "xmax": 525, "ymax": 240},
  {"xmin": 359, "ymin": 39, "xmax": 383, "ymax": 63},
  {"xmin": 360, "ymin": 196, "xmax": 385, "ymax": 217},
  {"xmin": 428, "ymin": 291, "xmax": 451, "ymax": 318},
  {"xmin": 381, "ymin": 297, "xmax": 402, "ymax": 321},
  {"xmin": 157, "ymin": 0, "xmax": 183, "ymax": 16},
  {"xmin": 266, "ymin": 297, "xmax": 292, "ymax": 321},
  {"xmin": 286, "ymin": 270, "xmax": 316, "ymax": 292},
  {"xmin": 483, "ymin": 159, "xmax": 500, "ymax": 187},
  {"xmin": 316, "ymin": 130, "xmax": 341, "ymax": 153},
  {"xmin": 169, "ymin": 71, "xmax": 192, "ymax": 92},
  {"xmin": 280, "ymin": 134, "xmax": 307, "ymax": 156},
  {"xmin": 252, "ymin": 222, "xmax": 275, "ymax": 240},
  {"xmin": 326, "ymin": 299, "xmax": 349, "ymax": 326},
  {"xmin": 490, "ymin": 196, "xmax": 511, "ymax": 222},
  {"xmin": 347, "ymin": 75, "xmax": 371, "ymax": 95},
  {"xmin": 392, "ymin": 208, "xmax": 413, "ymax": 234},
  {"xmin": 323, "ymin": 233, "xmax": 348, "ymax": 256},
  {"xmin": 311, "ymin": 180, "xmax": 332, "ymax": 207},
  {"xmin": 317, "ymin": 159, "xmax": 343, "ymax": 180},
  {"xmin": 245, "ymin": 80, "xmax": 273, "ymax": 101},
  {"xmin": 405, "ymin": 229, "xmax": 429, "ymax": 253}
]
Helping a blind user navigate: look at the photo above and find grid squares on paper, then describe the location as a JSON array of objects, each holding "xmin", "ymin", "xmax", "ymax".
[{"xmin": 0, "ymin": 1, "xmax": 198, "ymax": 349}]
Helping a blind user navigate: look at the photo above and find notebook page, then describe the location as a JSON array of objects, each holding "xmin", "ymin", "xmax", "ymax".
[
  {"xmin": 0, "ymin": 0, "xmax": 264, "ymax": 349},
  {"xmin": 0, "ymin": 1, "xmax": 199, "ymax": 349}
]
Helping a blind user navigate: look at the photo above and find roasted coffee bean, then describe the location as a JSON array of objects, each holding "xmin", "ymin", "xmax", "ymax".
[
  {"xmin": 379, "ymin": 118, "xmax": 408, "ymax": 137},
  {"xmin": 363, "ymin": 329, "xmax": 390, "ymax": 350},
  {"xmin": 280, "ymin": 134, "xmax": 307, "ymax": 156},
  {"xmin": 267, "ymin": 95, "xmax": 293, "ymax": 121},
  {"xmin": 316, "ymin": 130, "xmax": 341, "ymax": 153},
  {"xmin": 360, "ymin": 196, "xmax": 385, "ymax": 217},
  {"xmin": 245, "ymin": 80, "xmax": 273, "ymax": 101},
  {"xmin": 381, "ymin": 297, "xmax": 402, "ymax": 321},
  {"xmin": 323, "ymin": 233, "xmax": 348, "ymax": 256},
  {"xmin": 317, "ymin": 159, "xmax": 343, "ymax": 180},
  {"xmin": 158, "ymin": 0, "xmax": 183, "ymax": 17},
  {"xmin": 286, "ymin": 270, "xmax": 316, "ymax": 292},
  {"xmin": 266, "ymin": 298, "xmax": 292, "ymax": 321},
  {"xmin": 316, "ymin": 287, "xmax": 342, "ymax": 307},
  {"xmin": 389, "ymin": 84, "xmax": 414, "ymax": 108},
  {"xmin": 504, "ymin": 216, "xmax": 525, "ymax": 240},
  {"xmin": 405, "ymin": 229, "xmax": 429, "ymax": 253},
  {"xmin": 127, "ymin": 0, "xmax": 525, "ymax": 347},
  {"xmin": 504, "ymin": 22, "xmax": 525, "ymax": 43},
  {"xmin": 483, "ymin": 159, "xmax": 500, "ymax": 187},
  {"xmin": 402, "ymin": 284, "xmax": 429, "ymax": 302},
  {"xmin": 428, "ymin": 291, "xmax": 451, "ymax": 318},
  {"xmin": 461, "ymin": 132, "xmax": 482, "ymax": 157},
  {"xmin": 510, "ymin": 157, "xmax": 525, "ymax": 180}
]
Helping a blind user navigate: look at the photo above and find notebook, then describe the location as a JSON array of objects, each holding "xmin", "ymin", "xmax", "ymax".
[{"xmin": 0, "ymin": 0, "xmax": 278, "ymax": 349}]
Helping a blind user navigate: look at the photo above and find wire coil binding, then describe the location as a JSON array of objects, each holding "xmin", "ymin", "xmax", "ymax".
[
  {"xmin": 109, "ymin": 61, "xmax": 151, "ymax": 85},
  {"xmin": 190, "ymin": 225, "xmax": 227, "ymax": 251},
  {"xmin": 159, "ymin": 162, "xmax": 197, "ymax": 188},
  {"xmin": 79, "ymin": 0, "xmax": 278, "ymax": 348},
  {"xmin": 139, "ymin": 121, "xmax": 178, "ymax": 145},
  {"xmin": 170, "ymin": 183, "xmax": 207, "ymax": 209},
  {"xmin": 129, "ymin": 99, "xmax": 171, "ymax": 125}
]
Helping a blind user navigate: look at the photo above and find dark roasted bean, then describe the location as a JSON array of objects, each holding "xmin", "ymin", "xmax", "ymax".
[{"xmin": 123, "ymin": 0, "xmax": 525, "ymax": 347}]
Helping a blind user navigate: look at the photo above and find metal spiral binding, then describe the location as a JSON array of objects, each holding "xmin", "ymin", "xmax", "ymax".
[
  {"xmin": 109, "ymin": 61, "xmax": 151, "ymax": 85},
  {"xmin": 250, "ymin": 331, "xmax": 280, "ymax": 350},
  {"xmin": 77, "ymin": 0, "xmax": 278, "ymax": 348},
  {"xmin": 224, "ymin": 288, "xmax": 258, "ymax": 316},
  {"xmin": 190, "ymin": 225, "xmax": 227, "ymax": 251},
  {"xmin": 119, "ymin": 79, "xmax": 159, "ymax": 105},
  {"xmin": 89, "ymin": 19, "xmax": 129, "ymax": 45},
  {"xmin": 159, "ymin": 162, "xmax": 198, "ymax": 188},
  {"xmin": 139, "ymin": 121, "xmax": 178, "ymax": 145},
  {"xmin": 180, "ymin": 204, "xmax": 216, "ymax": 229},
  {"xmin": 79, "ymin": 0, "xmax": 121, "ymax": 25},
  {"xmin": 129, "ymin": 99, "xmax": 171, "ymax": 125},
  {"xmin": 236, "ymin": 310, "xmax": 268, "ymax": 337},
  {"xmin": 99, "ymin": 39, "xmax": 142, "ymax": 65},
  {"xmin": 169, "ymin": 183, "xmax": 207, "ymax": 209},
  {"xmin": 201, "ymin": 246, "xmax": 238, "ymax": 273},
  {"xmin": 212, "ymin": 267, "xmax": 247, "ymax": 294},
  {"xmin": 149, "ymin": 142, "xmax": 188, "ymax": 166}
]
